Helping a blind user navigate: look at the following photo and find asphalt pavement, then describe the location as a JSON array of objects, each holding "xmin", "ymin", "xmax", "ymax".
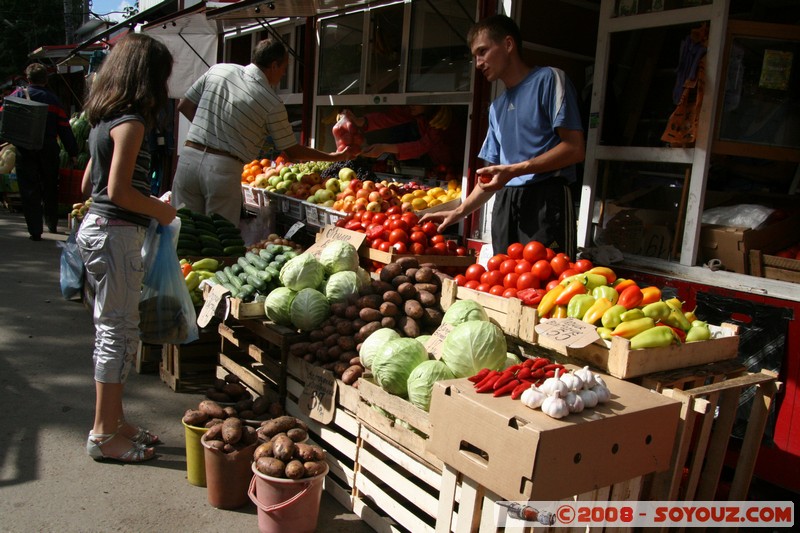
[{"xmin": 0, "ymin": 207, "xmax": 374, "ymax": 533}]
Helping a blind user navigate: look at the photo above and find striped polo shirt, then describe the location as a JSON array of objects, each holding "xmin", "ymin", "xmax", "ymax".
[{"xmin": 184, "ymin": 63, "xmax": 296, "ymax": 163}]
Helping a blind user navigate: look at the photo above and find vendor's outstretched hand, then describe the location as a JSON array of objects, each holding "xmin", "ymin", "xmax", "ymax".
[{"xmin": 418, "ymin": 209, "xmax": 460, "ymax": 234}]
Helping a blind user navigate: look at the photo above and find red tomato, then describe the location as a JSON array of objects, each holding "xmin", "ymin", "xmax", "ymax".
[
  {"xmin": 401, "ymin": 212, "xmax": 419, "ymax": 227},
  {"xmin": 489, "ymin": 284, "xmax": 506, "ymax": 296},
  {"xmin": 371, "ymin": 212, "xmax": 387, "ymax": 225},
  {"xmin": 361, "ymin": 211, "xmax": 373, "ymax": 223},
  {"xmin": 550, "ymin": 255, "xmax": 570, "ymax": 277},
  {"xmin": 502, "ymin": 287, "xmax": 518, "ymax": 298},
  {"xmin": 379, "ymin": 241, "xmax": 392, "ymax": 252},
  {"xmin": 430, "ymin": 234, "xmax": 445, "ymax": 245},
  {"xmin": 545, "ymin": 279, "xmax": 560, "ymax": 291},
  {"xmin": 181, "ymin": 263, "xmax": 193, "ymax": 276},
  {"xmin": 516, "ymin": 272, "xmax": 539, "ymax": 291},
  {"xmin": 465, "ymin": 264, "xmax": 485, "ymax": 282},
  {"xmin": 421, "ymin": 221, "xmax": 439, "ymax": 237},
  {"xmin": 410, "ymin": 242, "xmax": 426, "ymax": 255},
  {"xmin": 465, "ymin": 280, "xmax": 480, "ymax": 290},
  {"xmin": 476, "ymin": 283, "xmax": 491, "ymax": 293},
  {"xmin": 455, "ymin": 246, "xmax": 468, "ymax": 256},
  {"xmin": 352, "ymin": 211, "xmax": 363, "ymax": 221},
  {"xmin": 385, "ymin": 205, "xmax": 402, "ymax": 216},
  {"xmin": 392, "ymin": 241, "xmax": 408, "ymax": 254},
  {"xmin": 371, "ymin": 238, "xmax": 385, "ymax": 250},
  {"xmin": 573, "ymin": 259, "xmax": 593, "ymax": 273},
  {"xmin": 487, "ymin": 253, "xmax": 509, "ymax": 272},
  {"xmin": 506, "ymin": 242, "xmax": 524, "ymax": 260},
  {"xmin": 514, "ymin": 259, "xmax": 532, "ymax": 274},
  {"xmin": 558, "ymin": 268, "xmax": 579, "ymax": 282},
  {"xmin": 454, "ymin": 274, "xmax": 467, "ymax": 287},
  {"xmin": 531, "ymin": 259, "xmax": 552, "ymax": 281},
  {"xmin": 545, "ymin": 247, "xmax": 556, "ymax": 261},
  {"xmin": 522, "ymin": 241, "xmax": 547, "ymax": 263},
  {"xmin": 387, "ymin": 218, "xmax": 410, "ymax": 233},
  {"xmin": 481, "ymin": 270, "xmax": 504, "ymax": 287},
  {"xmin": 433, "ymin": 242, "xmax": 448, "ymax": 254},
  {"xmin": 409, "ymin": 231, "xmax": 427, "ymax": 245},
  {"xmin": 503, "ymin": 272, "xmax": 519, "ymax": 289},
  {"xmin": 425, "ymin": 246, "xmax": 440, "ymax": 255},
  {"xmin": 498, "ymin": 259, "xmax": 517, "ymax": 275},
  {"xmin": 389, "ymin": 228, "xmax": 408, "ymax": 244}
]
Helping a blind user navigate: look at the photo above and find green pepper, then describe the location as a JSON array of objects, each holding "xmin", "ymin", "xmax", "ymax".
[
  {"xmin": 662, "ymin": 306, "xmax": 693, "ymax": 331},
  {"xmin": 686, "ymin": 321, "xmax": 712, "ymax": 342},
  {"xmin": 601, "ymin": 304, "xmax": 628, "ymax": 329},
  {"xmin": 596, "ymin": 327, "xmax": 613, "ymax": 340},
  {"xmin": 630, "ymin": 325, "xmax": 676, "ymax": 349},
  {"xmin": 592, "ymin": 285, "xmax": 619, "ymax": 304},
  {"xmin": 191, "ymin": 257, "xmax": 220, "ymax": 271},
  {"xmin": 567, "ymin": 294, "xmax": 596, "ymax": 319},
  {"xmin": 611, "ymin": 317, "xmax": 655, "ymax": 339},
  {"xmin": 620, "ymin": 308, "xmax": 645, "ymax": 322},
  {"xmin": 642, "ymin": 300, "xmax": 670, "ymax": 321},
  {"xmin": 185, "ymin": 270, "xmax": 201, "ymax": 292},
  {"xmin": 560, "ymin": 273, "xmax": 608, "ymax": 291}
]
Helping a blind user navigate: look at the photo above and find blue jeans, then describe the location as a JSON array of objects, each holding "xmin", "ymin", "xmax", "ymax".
[{"xmin": 77, "ymin": 213, "xmax": 146, "ymax": 383}]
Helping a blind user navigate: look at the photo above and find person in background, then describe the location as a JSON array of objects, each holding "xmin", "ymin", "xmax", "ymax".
[
  {"xmin": 340, "ymin": 105, "xmax": 462, "ymax": 170},
  {"xmin": 172, "ymin": 38, "xmax": 351, "ymax": 225},
  {"xmin": 420, "ymin": 14, "xmax": 585, "ymax": 256},
  {"xmin": 4, "ymin": 63, "xmax": 79, "ymax": 239},
  {"xmin": 78, "ymin": 34, "xmax": 177, "ymax": 463}
]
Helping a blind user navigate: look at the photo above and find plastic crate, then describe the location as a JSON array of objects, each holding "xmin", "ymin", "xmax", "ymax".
[
  {"xmin": 241, "ymin": 184, "xmax": 261, "ymax": 209},
  {"xmin": 283, "ymin": 196, "xmax": 304, "ymax": 219},
  {"xmin": 0, "ymin": 96, "xmax": 48, "ymax": 150},
  {"xmin": 303, "ymin": 201, "xmax": 327, "ymax": 227},
  {"xmin": 325, "ymin": 208, "xmax": 348, "ymax": 226}
]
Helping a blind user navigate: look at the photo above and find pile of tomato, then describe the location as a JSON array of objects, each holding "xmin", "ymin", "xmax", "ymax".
[
  {"xmin": 453, "ymin": 241, "xmax": 594, "ymax": 306},
  {"xmin": 335, "ymin": 207, "xmax": 469, "ymax": 256}
]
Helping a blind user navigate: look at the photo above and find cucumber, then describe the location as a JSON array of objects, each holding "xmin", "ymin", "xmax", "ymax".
[
  {"xmin": 246, "ymin": 274, "xmax": 267, "ymax": 292},
  {"xmin": 255, "ymin": 270, "xmax": 273, "ymax": 282},
  {"xmin": 224, "ymin": 267, "xmax": 243, "ymax": 290},
  {"xmin": 235, "ymin": 284, "xmax": 256, "ymax": 301},
  {"xmin": 245, "ymin": 251, "xmax": 268, "ymax": 270},
  {"xmin": 265, "ymin": 266, "xmax": 280, "ymax": 279},
  {"xmin": 214, "ymin": 270, "xmax": 231, "ymax": 284},
  {"xmin": 213, "ymin": 218, "xmax": 236, "ymax": 228},
  {"xmin": 200, "ymin": 247, "xmax": 224, "ymax": 256},
  {"xmin": 222, "ymin": 237, "xmax": 245, "ymax": 247},
  {"xmin": 192, "ymin": 213, "xmax": 213, "ymax": 225},
  {"xmin": 199, "ymin": 234, "xmax": 222, "ymax": 246},
  {"xmin": 177, "ymin": 207, "xmax": 194, "ymax": 216},
  {"xmin": 258, "ymin": 249, "xmax": 274, "ymax": 262},
  {"xmin": 223, "ymin": 245, "xmax": 247, "ymax": 256},
  {"xmin": 230, "ymin": 263, "xmax": 243, "ymax": 275},
  {"xmin": 194, "ymin": 221, "xmax": 218, "ymax": 234}
]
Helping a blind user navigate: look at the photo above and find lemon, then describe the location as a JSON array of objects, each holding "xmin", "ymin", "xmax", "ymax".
[
  {"xmin": 411, "ymin": 198, "xmax": 428, "ymax": 210},
  {"xmin": 412, "ymin": 189, "xmax": 426, "ymax": 198},
  {"xmin": 401, "ymin": 193, "xmax": 415, "ymax": 203}
]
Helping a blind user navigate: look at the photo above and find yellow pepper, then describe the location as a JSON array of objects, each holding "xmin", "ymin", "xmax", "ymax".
[
  {"xmin": 661, "ymin": 306, "xmax": 693, "ymax": 331},
  {"xmin": 551, "ymin": 305, "xmax": 568, "ymax": 319},
  {"xmin": 601, "ymin": 304, "xmax": 628, "ymax": 329},
  {"xmin": 620, "ymin": 308, "xmax": 645, "ymax": 322},
  {"xmin": 583, "ymin": 297, "xmax": 614, "ymax": 325},
  {"xmin": 642, "ymin": 300, "xmax": 670, "ymax": 321},
  {"xmin": 596, "ymin": 327, "xmax": 613, "ymax": 340},
  {"xmin": 537, "ymin": 284, "xmax": 565, "ymax": 318},
  {"xmin": 611, "ymin": 317, "xmax": 655, "ymax": 339}
]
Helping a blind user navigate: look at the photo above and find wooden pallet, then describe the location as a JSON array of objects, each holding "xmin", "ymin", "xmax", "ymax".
[
  {"xmin": 637, "ymin": 358, "xmax": 748, "ymax": 392},
  {"xmin": 158, "ymin": 326, "xmax": 219, "ymax": 392},
  {"xmin": 644, "ymin": 369, "xmax": 781, "ymax": 502}
]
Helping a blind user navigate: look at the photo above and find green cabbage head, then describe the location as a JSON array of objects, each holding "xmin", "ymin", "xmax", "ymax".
[
  {"xmin": 264, "ymin": 286, "xmax": 297, "ymax": 326},
  {"xmin": 279, "ymin": 253, "xmax": 325, "ymax": 291},
  {"xmin": 441, "ymin": 320, "xmax": 507, "ymax": 378},
  {"xmin": 371, "ymin": 338, "xmax": 429, "ymax": 397},
  {"xmin": 359, "ymin": 327, "xmax": 400, "ymax": 370},
  {"xmin": 407, "ymin": 360, "xmax": 455, "ymax": 411},
  {"xmin": 324, "ymin": 270, "xmax": 360, "ymax": 304},
  {"xmin": 442, "ymin": 299, "xmax": 489, "ymax": 326},
  {"xmin": 290, "ymin": 288, "xmax": 330, "ymax": 331},
  {"xmin": 319, "ymin": 240, "xmax": 359, "ymax": 275}
]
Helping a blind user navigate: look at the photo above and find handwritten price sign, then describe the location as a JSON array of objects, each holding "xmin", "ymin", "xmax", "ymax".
[
  {"xmin": 305, "ymin": 225, "xmax": 366, "ymax": 259},
  {"xmin": 424, "ymin": 323, "xmax": 455, "ymax": 360},
  {"xmin": 299, "ymin": 364, "xmax": 337, "ymax": 424},
  {"xmin": 535, "ymin": 318, "xmax": 599, "ymax": 349}
]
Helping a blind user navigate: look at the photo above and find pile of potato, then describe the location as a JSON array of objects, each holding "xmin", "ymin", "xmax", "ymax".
[
  {"xmin": 253, "ymin": 416, "xmax": 327, "ymax": 479},
  {"xmin": 201, "ymin": 417, "xmax": 259, "ymax": 453},
  {"xmin": 205, "ymin": 373, "xmax": 254, "ymax": 405},
  {"xmin": 288, "ymin": 257, "xmax": 448, "ymax": 385},
  {"xmin": 182, "ymin": 394, "xmax": 283, "ymax": 429}
]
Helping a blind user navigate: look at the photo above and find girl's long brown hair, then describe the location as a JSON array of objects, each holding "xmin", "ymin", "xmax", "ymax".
[{"xmin": 83, "ymin": 33, "xmax": 173, "ymax": 128}]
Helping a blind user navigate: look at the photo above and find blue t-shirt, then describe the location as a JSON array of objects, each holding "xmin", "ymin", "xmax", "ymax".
[{"xmin": 478, "ymin": 67, "xmax": 583, "ymax": 187}]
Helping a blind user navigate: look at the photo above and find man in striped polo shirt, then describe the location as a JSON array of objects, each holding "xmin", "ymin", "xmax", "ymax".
[{"xmin": 172, "ymin": 38, "xmax": 350, "ymax": 225}]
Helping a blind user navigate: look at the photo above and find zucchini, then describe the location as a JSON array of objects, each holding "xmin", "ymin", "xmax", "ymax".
[
  {"xmin": 223, "ymin": 245, "xmax": 247, "ymax": 257},
  {"xmin": 200, "ymin": 247, "xmax": 224, "ymax": 257},
  {"xmin": 224, "ymin": 267, "xmax": 243, "ymax": 290}
]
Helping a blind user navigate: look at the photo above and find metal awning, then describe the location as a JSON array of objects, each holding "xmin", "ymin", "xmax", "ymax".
[
  {"xmin": 206, "ymin": 0, "xmax": 373, "ymax": 22},
  {"xmin": 60, "ymin": 0, "xmax": 179, "ymax": 64}
]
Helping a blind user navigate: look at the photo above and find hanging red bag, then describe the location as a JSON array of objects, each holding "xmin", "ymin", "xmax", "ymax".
[{"xmin": 332, "ymin": 113, "xmax": 364, "ymax": 155}]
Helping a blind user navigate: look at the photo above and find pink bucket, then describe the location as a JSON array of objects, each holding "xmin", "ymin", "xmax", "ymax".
[{"xmin": 248, "ymin": 461, "xmax": 328, "ymax": 533}]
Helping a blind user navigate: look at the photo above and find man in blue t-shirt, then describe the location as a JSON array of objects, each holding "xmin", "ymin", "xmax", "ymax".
[{"xmin": 420, "ymin": 15, "xmax": 585, "ymax": 256}]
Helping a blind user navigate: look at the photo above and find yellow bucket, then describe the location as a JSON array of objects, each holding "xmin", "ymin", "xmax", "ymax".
[{"xmin": 183, "ymin": 420, "xmax": 208, "ymax": 487}]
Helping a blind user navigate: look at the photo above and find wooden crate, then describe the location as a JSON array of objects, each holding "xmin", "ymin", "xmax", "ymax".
[
  {"xmin": 135, "ymin": 341, "xmax": 162, "ymax": 374},
  {"xmin": 284, "ymin": 356, "xmax": 362, "ymax": 516},
  {"xmin": 440, "ymin": 278, "xmax": 537, "ymax": 345},
  {"xmin": 644, "ymin": 370, "xmax": 781, "ymax": 502},
  {"xmin": 159, "ymin": 326, "xmax": 220, "ymax": 392},
  {"xmin": 537, "ymin": 323, "xmax": 740, "ymax": 379},
  {"xmin": 749, "ymin": 249, "xmax": 800, "ymax": 283},
  {"xmin": 361, "ymin": 246, "xmax": 476, "ymax": 269}
]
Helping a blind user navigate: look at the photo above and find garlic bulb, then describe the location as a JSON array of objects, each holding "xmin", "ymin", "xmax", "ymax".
[
  {"xmin": 574, "ymin": 366, "xmax": 596, "ymax": 389},
  {"xmin": 593, "ymin": 373, "xmax": 608, "ymax": 389},
  {"xmin": 541, "ymin": 390, "xmax": 569, "ymax": 419},
  {"xmin": 592, "ymin": 383, "xmax": 611, "ymax": 404},
  {"xmin": 520, "ymin": 386, "xmax": 546, "ymax": 410},
  {"xmin": 539, "ymin": 368, "xmax": 568, "ymax": 396},
  {"xmin": 560, "ymin": 370, "xmax": 584, "ymax": 392},
  {"xmin": 577, "ymin": 388, "xmax": 599, "ymax": 408},
  {"xmin": 565, "ymin": 391, "xmax": 585, "ymax": 413}
]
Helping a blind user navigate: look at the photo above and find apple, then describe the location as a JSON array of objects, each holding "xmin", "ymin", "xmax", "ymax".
[
  {"xmin": 366, "ymin": 201, "xmax": 381, "ymax": 212},
  {"xmin": 368, "ymin": 191, "xmax": 382, "ymax": 203},
  {"xmin": 321, "ymin": 199, "xmax": 335, "ymax": 207},
  {"xmin": 339, "ymin": 167, "xmax": 356, "ymax": 182},
  {"xmin": 325, "ymin": 178, "xmax": 340, "ymax": 192},
  {"xmin": 402, "ymin": 201, "xmax": 413, "ymax": 212},
  {"xmin": 362, "ymin": 180, "xmax": 376, "ymax": 192},
  {"xmin": 315, "ymin": 189, "xmax": 334, "ymax": 203},
  {"xmin": 379, "ymin": 186, "xmax": 394, "ymax": 200}
]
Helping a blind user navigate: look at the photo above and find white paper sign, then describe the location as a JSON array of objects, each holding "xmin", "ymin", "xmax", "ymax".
[
  {"xmin": 197, "ymin": 284, "xmax": 230, "ymax": 328},
  {"xmin": 535, "ymin": 318, "xmax": 600, "ymax": 349}
]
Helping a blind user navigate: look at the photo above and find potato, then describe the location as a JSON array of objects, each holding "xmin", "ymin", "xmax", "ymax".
[
  {"xmin": 396, "ymin": 282, "xmax": 417, "ymax": 300},
  {"xmin": 238, "ymin": 409, "xmax": 255, "ymax": 420},
  {"xmin": 357, "ymin": 321, "xmax": 382, "ymax": 343},
  {"xmin": 359, "ymin": 307, "xmax": 383, "ymax": 323},
  {"xmin": 206, "ymin": 439, "xmax": 226, "ymax": 451},
  {"xmin": 289, "ymin": 341, "xmax": 311, "ymax": 357},
  {"xmin": 235, "ymin": 397, "xmax": 254, "ymax": 413},
  {"xmin": 341, "ymin": 364, "xmax": 364, "ymax": 385},
  {"xmin": 382, "ymin": 290, "xmax": 403, "ymax": 307},
  {"xmin": 404, "ymin": 299, "xmax": 424, "ymax": 320},
  {"xmin": 224, "ymin": 373, "xmax": 241, "ymax": 384},
  {"xmin": 330, "ymin": 302, "xmax": 348, "ymax": 317},
  {"xmin": 345, "ymin": 304, "xmax": 360, "ymax": 320},
  {"xmin": 379, "ymin": 262, "xmax": 403, "ymax": 282},
  {"xmin": 223, "ymin": 406, "xmax": 238, "ymax": 418},
  {"xmin": 335, "ymin": 320, "xmax": 355, "ymax": 336},
  {"xmin": 242, "ymin": 425, "xmax": 259, "ymax": 445},
  {"xmin": 252, "ymin": 396, "xmax": 270, "ymax": 416},
  {"xmin": 417, "ymin": 289, "xmax": 437, "ymax": 308},
  {"xmin": 212, "ymin": 378, "xmax": 227, "ymax": 391},
  {"xmin": 204, "ymin": 422, "xmax": 223, "ymax": 441},
  {"xmin": 182, "ymin": 409, "xmax": 208, "ymax": 427},
  {"xmin": 198, "ymin": 400, "xmax": 226, "ymax": 420},
  {"xmin": 254, "ymin": 441, "xmax": 274, "ymax": 460},
  {"xmin": 337, "ymin": 335, "xmax": 357, "ymax": 352},
  {"xmin": 357, "ymin": 294, "xmax": 383, "ymax": 310},
  {"xmin": 349, "ymin": 355, "xmax": 362, "ymax": 366},
  {"xmin": 381, "ymin": 316, "xmax": 396, "ymax": 329},
  {"xmin": 333, "ymin": 362, "xmax": 349, "ymax": 376},
  {"xmin": 205, "ymin": 417, "xmax": 224, "ymax": 428},
  {"xmin": 379, "ymin": 301, "xmax": 399, "ymax": 317},
  {"xmin": 304, "ymin": 461, "xmax": 327, "ymax": 477},
  {"xmin": 404, "ymin": 267, "xmax": 418, "ymax": 280},
  {"xmin": 422, "ymin": 307, "xmax": 444, "ymax": 328},
  {"xmin": 415, "ymin": 282, "xmax": 439, "ymax": 295},
  {"xmin": 396, "ymin": 256, "xmax": 419, "ymax": 271},
  {"xmin": 256, "ymin": 457, "xmax": 286, "ymax": 478},
  {"xmin": 260, "ymin": 415, "xmax": 298, "ymax": 438},
  {"xmin": 206, "ymin": 391, "xmax": 231, "ymax": 403},
  {"xmin": 391, "ymin": 275, "xmax": 411, "ymax": 288},
  {"xmin": 287, "ymin": 427, "xmax": 308, "ymax": 443},
  {"xmin": 272, "ymin": 434, "xmax": 296, "ymax": 462},
  {"xmin": 414, "ymin": 266, "xmax": 435, "ymax": 283},
  {"xmin": 222, "ymin": 382, "xmax": 247, "ymax": 399},
  {"xmin": 322, "ymin": 324, "xmax": 337, "ymax": 337},
  {"xmin": 285, "ymin": 460, "xmax": 306, "ymax": 479},
  {"xmin": 221, "ymin": 417, "xmax": 243, "ymax": 444},
  {"xmin": 370, "ymin": 280, "xmax": 394, "ymax": 294},
  {"xmin": 397, "ymin": 315, "xmax": 421, "ymax": 338}
]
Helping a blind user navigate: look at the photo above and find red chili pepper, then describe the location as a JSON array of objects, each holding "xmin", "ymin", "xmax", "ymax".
[
  {"xmin": 493, "ymin": 370, "xmax": 516, "ymax": 390},
  {"xmin": 531, "ymin": 358, "xmax": 549, "ymax": 370},
  {"xmin": 542, "ymin": 363, "xmax": 565, "ymax": 372},
  {"xmin": 522, "ymin": 358, "xmax": 535, "ymax": 368},
  {"xmin": 544, "ymin": 370, "xmax": 555, "ymax": 378},
  {"xmin": 493, "ymin": 379, "xmax": 521, "ymax": 397},
  {"xmin": 505, "ymin": 364, "xmax": 522, "ymax": 373},
  {"xmin": 475, "ymin": 373, "xmax": 501, "ymax": 393},
  {"xmin": 468, "ymin": 368, "xmax": 491, "ymax": 383},
  {"xmin": 474, "ymin": 370, "xmax": 499, "ymax": 390},
  {"xmin": 517, "ymin": 367, "xmax": 532, "ymax": 381},
  {"xmin": 529, "ymin": 369, "xmax": 545, "ymax": 380},
  {"xmin": 511, "ymin": 381, "xmax": 533, "ymax": 400}
]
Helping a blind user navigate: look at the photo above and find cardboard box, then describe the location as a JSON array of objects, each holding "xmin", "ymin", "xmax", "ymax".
[
  {"xmin": 699, "ymin": 212, "xmax": 800, "ymax": 274},
  {"xmin": 427, "ymin": 372, "xmax": 681, "ymax": 502}
]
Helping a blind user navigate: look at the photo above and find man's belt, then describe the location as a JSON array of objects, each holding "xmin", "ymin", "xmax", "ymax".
[{"xmin": 185, "ymin": 141, "xmax": 242, "ymax": 163}]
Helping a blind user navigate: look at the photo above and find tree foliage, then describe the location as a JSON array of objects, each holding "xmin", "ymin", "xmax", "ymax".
[{"xmin": 0, "ymin": 0, "xmax": 85, "ymax": 81}]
